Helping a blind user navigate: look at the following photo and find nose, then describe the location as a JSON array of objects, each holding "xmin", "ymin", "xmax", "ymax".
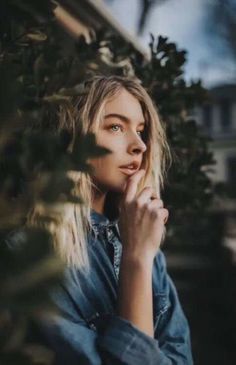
[{"xmin": 127, "ymin": 132, "xmax": 147, "ymax": 155}]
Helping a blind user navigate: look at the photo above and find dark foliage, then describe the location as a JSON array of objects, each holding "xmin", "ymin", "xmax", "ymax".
[{"xmin": 0, "ymin": 1, "xmax": 216, "ymax": 363}]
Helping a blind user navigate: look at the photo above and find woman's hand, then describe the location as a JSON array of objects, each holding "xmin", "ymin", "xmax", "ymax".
[
  {"xmin": 117, "ymin": 169, "xmax": 168, "ymax": 336},
  {"xmin": 118, "ymin": 169, "xmax": 169, "ymax": 264}
]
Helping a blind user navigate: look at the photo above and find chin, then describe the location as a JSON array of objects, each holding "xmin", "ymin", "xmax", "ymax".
[{"xmin": 94, "ymin": 174, "xmax": 128, "ymax": 194}]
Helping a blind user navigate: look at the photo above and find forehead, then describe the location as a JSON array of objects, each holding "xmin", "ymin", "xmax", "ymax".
[{"xmin": 104, "ymin": 88, "xmax": 144, "ymax": 122}]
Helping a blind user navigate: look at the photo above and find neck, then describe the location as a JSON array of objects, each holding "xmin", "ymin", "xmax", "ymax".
[{"xmin": 92, "ymin": 188, "xmax": 107, "ymax": 215}]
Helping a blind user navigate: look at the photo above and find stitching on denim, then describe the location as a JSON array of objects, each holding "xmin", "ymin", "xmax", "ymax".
[{"xmin": 120, "ymin": 333, "xmax": 137, "ymax": 361}]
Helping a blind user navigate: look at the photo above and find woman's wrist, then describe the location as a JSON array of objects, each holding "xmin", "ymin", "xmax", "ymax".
[
  {"xmin": 118, "ymin": 247, "xmax": 154, "ymax": 337},
  {"xmin": 121, "ymin": 246, "xmax": 155, "ymax": 269}
]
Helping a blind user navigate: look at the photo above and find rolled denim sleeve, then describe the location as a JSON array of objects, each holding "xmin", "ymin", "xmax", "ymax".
[
  {"xmin": 38, "ymin": 313, "xmax": 170, "ymax": 365},
  {"xmin": 97, "ymin": 252, "xmax": 193, "ymax": 365},
  {"xmin": 37, "ymin": 299, "xmax": 192, "ymax": 365},
  {"xmin": 98, "ymin": 315, "xmax": 172, "ymax": 364}
]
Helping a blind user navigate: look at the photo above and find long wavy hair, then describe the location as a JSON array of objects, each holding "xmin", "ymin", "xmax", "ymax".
[{"xmin": 27, "ymin": 75, "xmax": 171, "ymax": 270}]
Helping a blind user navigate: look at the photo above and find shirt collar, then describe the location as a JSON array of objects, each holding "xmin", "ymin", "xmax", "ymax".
[{"xmin": 90, "ymin": 209, "xmax": 118, "ymax": 228}]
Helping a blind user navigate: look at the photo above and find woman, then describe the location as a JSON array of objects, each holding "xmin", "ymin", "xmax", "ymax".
[{"xmin": 28, "ymin": 75, "xmax": 193, "ymax": 364}]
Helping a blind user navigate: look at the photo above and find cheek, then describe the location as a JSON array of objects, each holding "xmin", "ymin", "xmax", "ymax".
[
  {"xmin": 89, "ymin": 154, "xmax": 125, "ymax": 185},
  {"xmin": 89, "ymin": 154, "xmax": 111, "ymax": 168},
  {"xmin": 96, "ymin": 132, "xmax": 125, "ymax": 150},
  {"xmin": 89, "ymin": 155, "xmax": 115, "ymax": 178}
]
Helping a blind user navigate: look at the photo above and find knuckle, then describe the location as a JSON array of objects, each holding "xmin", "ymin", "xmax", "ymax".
[
  {"xmin": 143, "ymin": 202, "xmax": 149, "ymax": 210},
  {"xmin": 134, "ymin": 199, "xmax": 142, "ymax": 209},
  {"xmin": 149, "ymin": 208, "xmax": 158, "ymax": 218},
  {"xmin": 164, "ymin": 209, "xmax": 169, "ymax": 222},
  {"xmin": 160, "ymin": 208, "xmax": 168, "ymax": 222},
  {"xmin": 159, "ymin": 199, "xmax": 164, "ymax": 207},
  {"xmin": 156, "ymin": 209, "xmax": 163, "ymax": 219},
  {"xmin": 163, "ymin": 208, "xmax": 169, "ymax": 217},
  {"xmin": 146, "ymin": 203, "xmax": 153, "ymax": 212},
  {"xmin": 142, "ymin": 186, "xmax": 152, "ymax": 197},
  {"xmin": 148, "ymin": 207, "xmax": 164, "ymax": 220},
  {"xmin": 152, "ymin": 198, "xmax": 163, "ymax": 207}
]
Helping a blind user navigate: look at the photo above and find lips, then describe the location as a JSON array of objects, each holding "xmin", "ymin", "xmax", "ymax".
[{"xmin": 119, "ymin": 161, "xmax": 140, "ymax": 176}]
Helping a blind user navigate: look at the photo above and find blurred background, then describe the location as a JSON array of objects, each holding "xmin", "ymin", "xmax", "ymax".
[
  {"xmin": 103, "ymin": 1, "xmax": 236, "ymax": 364},
  {"xmin": 101, "ymin": 1, "xmax": 236, "ymax": 363},
  {"xmin": 0, "ymin": 1, "xmax": 236, "ymax": 364}
]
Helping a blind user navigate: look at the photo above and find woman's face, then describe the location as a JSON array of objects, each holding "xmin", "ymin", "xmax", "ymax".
[{"xmin": 88, "ymin": 88, "xmax": 147, "ymax": 193}]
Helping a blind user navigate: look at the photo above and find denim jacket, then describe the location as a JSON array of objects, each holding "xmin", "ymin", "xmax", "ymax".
[{"xmin": 15, "ymin": 210, "xmax": 193, "ymax": 364}]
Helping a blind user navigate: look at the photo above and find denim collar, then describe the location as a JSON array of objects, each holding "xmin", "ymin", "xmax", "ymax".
[{"xmin": 90, "ymin": 210, "xmax": 119, "ymax": 228}]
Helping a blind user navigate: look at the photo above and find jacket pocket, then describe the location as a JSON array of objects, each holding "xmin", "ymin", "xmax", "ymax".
[{"xmin": 153, "ymin": 292, "xmax": 170, "ymax": 332}]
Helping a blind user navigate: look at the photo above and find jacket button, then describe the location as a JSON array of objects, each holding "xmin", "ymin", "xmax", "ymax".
[{"xmin": 89, "ymin": 323, "xmax": 96, "ymax": 330}]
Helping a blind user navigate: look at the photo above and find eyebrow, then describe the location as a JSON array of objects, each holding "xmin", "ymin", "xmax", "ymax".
[{"xmin": 104, "ymin": 113, "xmax": 145, "ymax": 126}]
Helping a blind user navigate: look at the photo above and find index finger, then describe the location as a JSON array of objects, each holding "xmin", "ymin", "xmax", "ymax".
[{"xmin": 123, "ymin": 169, "xmax": 145, "ymax": 203}]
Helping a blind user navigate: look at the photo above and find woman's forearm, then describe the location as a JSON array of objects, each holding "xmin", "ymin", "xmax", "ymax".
[{"xmin": 118, "ymin": 251, "xmax": 154, "ymax": 338}]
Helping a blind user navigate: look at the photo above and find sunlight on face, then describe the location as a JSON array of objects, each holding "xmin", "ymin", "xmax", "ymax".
[{"xmin": 88, "ymin": 88, "xmax": 147, "ymax": 193}]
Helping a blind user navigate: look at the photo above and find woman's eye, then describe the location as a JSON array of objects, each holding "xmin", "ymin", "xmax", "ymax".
[
  {"xmin": 137, "ymin": 130, "xmax": 145, "ymax": 138},
  {"xmin": 110, "ymin": 124, "xmax": 122, "ymax": 132},
  {"xmin": 109, "ymin": 125, "xmax": 144, "ymax": 138}
]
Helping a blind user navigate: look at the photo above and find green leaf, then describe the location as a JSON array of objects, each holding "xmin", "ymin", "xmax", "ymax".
[{"xmin": 26, "ymin": 31, "xmax": 47, "ymax": 42}]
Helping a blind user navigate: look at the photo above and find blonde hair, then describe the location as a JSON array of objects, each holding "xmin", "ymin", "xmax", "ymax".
[{"xmin": 27, "ymin": 75, "xmax": 171, "ymax": 270}]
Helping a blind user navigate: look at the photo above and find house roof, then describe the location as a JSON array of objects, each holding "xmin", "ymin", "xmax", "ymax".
[
  {"xmin": 209, "ymin": 84, "xmax": 236, "ymax": 101},
  {"xmin": 57, "ymin": 0, "xmax": 149, "ymax": 58}
]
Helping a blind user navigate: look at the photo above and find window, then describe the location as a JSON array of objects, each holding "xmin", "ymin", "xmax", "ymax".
[
  {"xmin": 202, "ymin": 104, "xmax": 212, "ymax": 134},
  {"xmin": 227, "ymin": 156, "xmax": 236, "ymax": 198},
  {"xmin": 220, "ymin": 100, "xmax": 231, "ymax": 132}
]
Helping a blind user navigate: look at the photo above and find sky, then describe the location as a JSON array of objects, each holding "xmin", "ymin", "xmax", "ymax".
[{"xmin": 104, "ymin": 0, "xmax": 236, "ymax": 88}]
